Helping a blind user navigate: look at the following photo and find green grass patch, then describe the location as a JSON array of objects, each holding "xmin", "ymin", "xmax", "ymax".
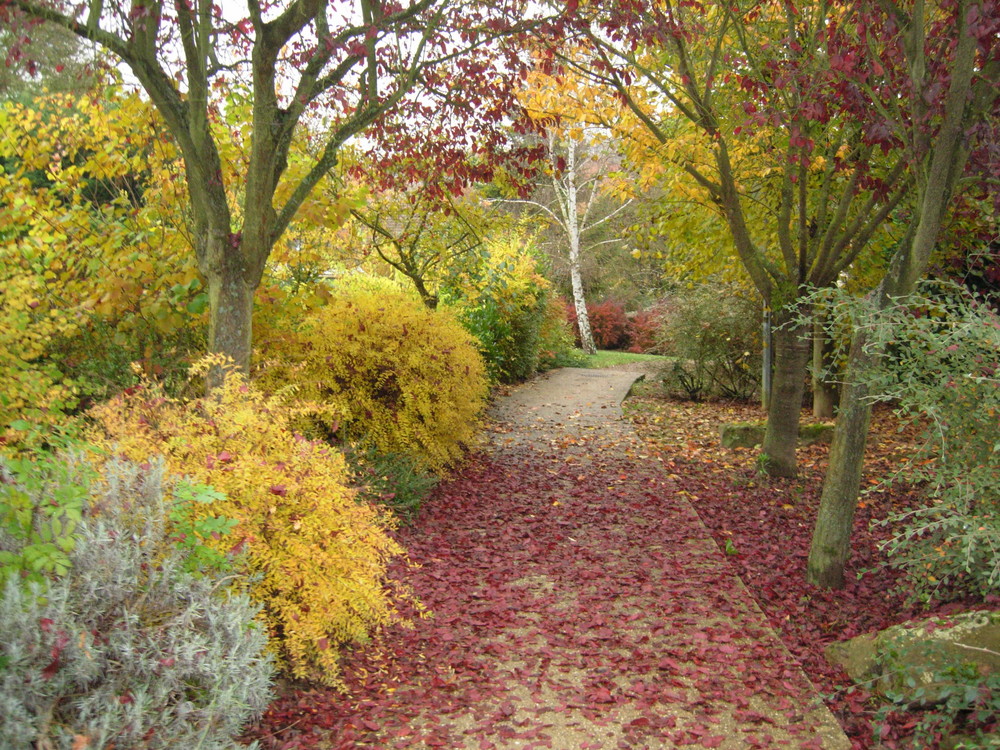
[{"xmin": 578, "ymin": 350, "xmax": 667, "ymax": 369}]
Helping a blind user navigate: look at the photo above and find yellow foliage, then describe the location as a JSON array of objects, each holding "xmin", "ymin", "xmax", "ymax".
[
  {"xmin": 258, "ymin": 276, "xmax": 488, "ymax": 471},
  {"xmin": 0, "ymin": 82, "xmax": 199, "ymax": 443},
  {"xmin": 87, "ymin": 359, "xmax": 408, "ymax": 687}
]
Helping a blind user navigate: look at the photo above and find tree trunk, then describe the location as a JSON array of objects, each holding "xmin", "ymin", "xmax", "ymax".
[
  {"xmin": 806, "ymin": 330, "xmax": 875, "ymax": 587},
  {"xmin": 812, "ymin": 318, "xmax": 838, "ymax": 419},
  {"xmin": 204, "ymin": 230, "xmax": 258, "ymax": 387},
  {"xmin": 570, "ymin": 260, "xmax": 596, "ymax": 355},
  {"xmin": 207, "ymin": 271, "xmax": 255, "ymax": 379},
  {"xmin": 805, "ymin": 4, "xmax": 981, "ymax": 588},
  {"xmin": 760, "ymin": 311, "xmax": 811, "ymax": 477},
  {"xmin": 559, "ymin": 137, "xmax": 596, "ymax": 355}
]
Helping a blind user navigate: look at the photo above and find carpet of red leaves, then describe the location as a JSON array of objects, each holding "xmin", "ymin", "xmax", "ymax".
[
  {"xmin": 625, "ymin": 395, "xmax": 996, "ymax": 748},
  {"xmin": 245, "ymin": 394, "xmax": 993, "ymax": 750}
]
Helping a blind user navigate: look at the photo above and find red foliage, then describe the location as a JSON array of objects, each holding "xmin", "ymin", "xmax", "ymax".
[
  {"xmin": 249, "ymin": 449, "xmax": 830, "ymax": 748},
  {"xmin": 625, "ymin": 307, "xmax": 664, "ymax": 354},
  {"xmin": 586, "ymin": 299, "xmax": 629, "ymax": 350}
]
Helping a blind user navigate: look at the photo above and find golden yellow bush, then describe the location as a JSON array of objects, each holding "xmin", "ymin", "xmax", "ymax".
[
  {"xmin": 258, "ymin": 276, "xmax": 489, "ymax": 471},
  {"xmin": 87, "ymin": 360, "xmax": 406, "ymax": 687}
]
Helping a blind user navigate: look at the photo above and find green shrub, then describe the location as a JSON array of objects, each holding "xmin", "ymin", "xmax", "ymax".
[
  {"xmin": 259, "ymin": 276, "xmax": 488, "ymax": 470},
  {"xmin": 824, "ymin": 282, "xmax": 1000, "ymax": 603},
  {"xmin": 659, "ymin": 285, "xmax": 762, "ymax": 401},
  {"xmin": 448, "ymin": 231, "xmax": 553, "ymax": 383},
  {"xmin": 0, "ymin": 456, "xmax": 273, "ymax": 749},
  {"xmin": 876, "ymin": 664, "xmax": 1000, "ymax": 749},
  {"xmin": 461, "ymin": 292, "xmax": 548, "ymax": 382},
  {"xmin": 0, "ymin": 449, "xmax": 91, "ymax": 586},
  {"xmin": 538, "ymin": 295, "xmax": 586, "ymax": 370}
]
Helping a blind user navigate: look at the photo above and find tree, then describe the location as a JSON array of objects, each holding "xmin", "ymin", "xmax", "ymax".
[
  {"xmin": 1, "ymin": 0, "xmax": 551, "ymax": 379},
  {"xmin": 501, "ymin": 128, "xmax": 631, "ymax": 354},
  {"xmin": 508, "ymin": 64, "xmax": 635, "ymax": 354},
  {"xmin": 563, "ymin": 0, "xmax": 913, "ymax": 476},
  {"xmin": 806, "ymin": 0, "xmax": 1000, "ymax": 588},
  {"xmin": 345, "ymin": 165, "xmax": 495, "ymax": 310}
]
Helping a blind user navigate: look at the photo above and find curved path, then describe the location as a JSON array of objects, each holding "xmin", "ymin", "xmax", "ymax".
[{"xmin": 262, "ymin": 368, "xmax": 851, "ymax": 749}]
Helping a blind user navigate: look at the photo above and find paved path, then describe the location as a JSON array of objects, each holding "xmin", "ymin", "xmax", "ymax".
[
  {"xmin": 319, "ymin": 368, "xmax": 851, "ymax": 749},
  {"xmin": 488, "ymin": 368, "xmax": 644, "ymax": 452}
]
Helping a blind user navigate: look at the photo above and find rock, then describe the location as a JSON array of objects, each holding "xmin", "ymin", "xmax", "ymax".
[
  {"xmin": 720, "ymin": 422, "xmax": 767, "ymax": 449},
  {"xmin": 798, "ymin": 423, "xmax": 834, "ymax": 446},
  {"xmin": 825, "ymin": 610, "xmax": 1000, "ymax": 706},
  {"xmin": 718, "ymin": 421, "xmax": 834, "ymax": 449}
]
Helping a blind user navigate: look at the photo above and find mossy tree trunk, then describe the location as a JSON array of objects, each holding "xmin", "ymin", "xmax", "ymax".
[
  {"xmin": 806, "ymin": 330, "xmax": 875, "ymax": 588},
  {"xmin": 760, "ymin": 308, "xmax": 811, "ymax": 477}
]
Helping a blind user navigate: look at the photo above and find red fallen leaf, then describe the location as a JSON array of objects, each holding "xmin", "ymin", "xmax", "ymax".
[
  {"xmin": 587, "ymin": 687, "xmax": 614, "ymax": 704},
  {"xmin": 702, "ymin": 736, "xmax": 726, "ymax": 748},
  {"xmin": 269, "ymin": 484, "xmax": 288, "ymax": 496}
]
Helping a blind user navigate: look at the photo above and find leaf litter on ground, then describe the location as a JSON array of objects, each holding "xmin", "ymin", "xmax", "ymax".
[{"xmin": 247, "ymin": 389, "xmax": 993, "ymax": 750}]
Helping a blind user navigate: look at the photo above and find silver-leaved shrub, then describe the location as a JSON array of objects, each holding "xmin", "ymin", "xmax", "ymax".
[{"xmin": 0, "ymin": 456, "xmax": 274, "ymax": 749}]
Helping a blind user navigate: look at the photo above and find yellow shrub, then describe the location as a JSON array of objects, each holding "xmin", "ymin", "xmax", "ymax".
[
  {"xmin": 258, "ymin": 276, "xmax": 489, "ymax": 471},
  {"xmin": 87, "ymin": 360, "xmax": 406, "ymax": 687}
]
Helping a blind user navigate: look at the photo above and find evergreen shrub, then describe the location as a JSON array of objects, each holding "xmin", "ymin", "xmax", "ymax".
[
  {"xmin": 89, "ymin": 360, "xmax": 406, "ymax": 686},
  {"xmin": 0, "ymin": 456, "xmax": 273, "ymax": 748},
  {"xmin": 537, "ymin": 295, "xmax": 585, "ymax": 370},
  {"xmin": 453, "ymin": 239, "xmax": 553, "ymax": 383},
  {"xmin": 818, "ymin": 282, "xmax": 1000, "ymax": 602}
]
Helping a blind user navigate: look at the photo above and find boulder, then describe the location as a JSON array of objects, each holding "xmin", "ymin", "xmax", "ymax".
[
  {"xmin": 825, "ymin": 610, "xmax": 1000, "ymax": 706},
  {"xmin": 719, "ymin": 421, "xmax": 834, "ymax": 449}
]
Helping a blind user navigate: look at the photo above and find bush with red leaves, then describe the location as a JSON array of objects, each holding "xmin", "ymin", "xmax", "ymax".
[
  {"xmin": 586, "ymin": 299, "xmax": 630, "ymax": 350},
  {"xmin": 626, "ymin": 307, "xmax": 665, "ymax": 353}
]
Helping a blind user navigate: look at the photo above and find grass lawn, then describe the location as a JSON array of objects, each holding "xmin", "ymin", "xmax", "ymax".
[{"xmin": 576, "ymin": 349, "xmax": 667, "ymax": 369}]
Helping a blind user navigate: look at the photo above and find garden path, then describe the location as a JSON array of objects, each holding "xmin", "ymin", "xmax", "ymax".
[{"xmin": 262, "ymin": 368, "xmax": 852, "ymax": 749}]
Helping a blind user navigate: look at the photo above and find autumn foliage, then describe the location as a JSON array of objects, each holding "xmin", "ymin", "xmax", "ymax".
[
  {"xmin": 0, "ymin": 84, "xmax": 201, "ymax": 446},
  {"xmin": 260, "ymin": 278, "xmax": 488, "ymax": 471},
  {"xmin": 88, "ymin": 361, "xmax": 407, "ymax": 687}
]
